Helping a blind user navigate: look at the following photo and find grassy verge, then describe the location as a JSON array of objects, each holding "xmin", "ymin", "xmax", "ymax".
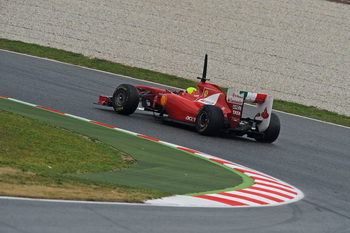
[
  {"xmin": 0, "ymin": 97, "xmax": 248, "ymax": 198},
  {"xmin": 1, "ymin": 38, "xmax": 349, "ymax": 127},
  {"xmin": 0, "ymin": 110, "xmax": 169, "ymax": 202}
]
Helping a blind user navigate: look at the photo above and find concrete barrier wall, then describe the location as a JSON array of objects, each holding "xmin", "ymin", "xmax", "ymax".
[{"xmin": 1, "ymin": 0, "xmax": 349, "ymax": 116}]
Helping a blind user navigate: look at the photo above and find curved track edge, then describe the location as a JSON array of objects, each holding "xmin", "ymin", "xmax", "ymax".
[{"xmin": 0, "ymin": 95, "xmax": 304, "ymax": 207}]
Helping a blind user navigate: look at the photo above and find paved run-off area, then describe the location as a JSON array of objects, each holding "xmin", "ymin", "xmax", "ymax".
[{"xmin": 0, "ymin": 0, "xmax": 349, "ymax": 116}]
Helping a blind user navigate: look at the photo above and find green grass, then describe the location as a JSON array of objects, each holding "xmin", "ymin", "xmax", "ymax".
[
  {"xmin": 0, "ymin": 111, "xmax": 134, "ymax": 175},
  {"xmin": 1, "ymin": 38, "xmax": 349, "ymax": 127},
  {"xmin": 273, "ymin": 100, "xmax": 350, "ymax": 126},
  {"xmin": 0, "ymin": 110, "xmax": 169, "ymax": 202},
  {"xmin": 0, "ymin": 97, "xmax": 249, "ymax": 197}
]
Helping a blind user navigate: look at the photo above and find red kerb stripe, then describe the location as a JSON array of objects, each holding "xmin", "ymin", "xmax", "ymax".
[
  {"xmin": 209, "ymin": 158, "xmax": 238, "ymax": 166},
  {"xmin": 236, "ymin": 189, "xmax": 284, "ymax": 203},
  {"xmin": 90, "ymin": 121, "xmax": 115, "ymax": 128},
  {"xmin": 178, "ymin": 147, "xmax": 199, "ymax": 154},
  {"xmin": 195, "ymin": 195, "xmax": 248, "ymax": 206},
  {"xmin": 251, "ymin": 176, "xmax": 294, "ymax": 189},
  {"xmin": 137, "ymin": 135, "xmax": 160, "ymax": 142},
  {"xmin": 36, "ymin": 106, "xmax": 65, "ymax": 114},
  {"xmin": 249, "ymin": 186, "xmax": 294, "ymax": 199},
  {"xmin": 255, "ymin": 182, "xmax": 297, "ymax": 195},
  {"xmin": 234, "ymin": 168, "xmax": 276, "ymax": 180},
  {"xmin": 0, "ymin": 95, "xmax": 9, "ymax": 99},
  {"xmin": 219, "ymin": 193, "xmax": 269, "ymax": 205}
]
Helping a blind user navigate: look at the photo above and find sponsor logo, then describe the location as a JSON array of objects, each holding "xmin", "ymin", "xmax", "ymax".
[
  {"xmin": 231, "ymin": 93, "xmax": 244, "ymax": 99},
  {"xmin": 226, "ymin": 89, "xmax": 245, "ymax": 105},
  {"xmin": 232, "ymin": 110, "xmax": 241, "ymax": 115},
  {"xmin": 185, "ymin": 115, "xmax": 196, "ymax": 122},
  {"xmin": 232, "ymin": 105, "xmax": 242, "ymax": 111},
  {"xmin": 203, "ymin": 90, "xmax": 209, "ymax": 97},
  {"xmin": 229, "ymin": 100, "xmax": 244, "ymax": 105},
  {"xmin": 239, "ymin": 91, "xmax": 248, "ymax": 99}
]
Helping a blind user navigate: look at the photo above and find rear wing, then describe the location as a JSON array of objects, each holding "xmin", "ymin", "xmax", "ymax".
[{"xmin": 226, "ymin": 89, "xmax": 273, "ymax": 132}]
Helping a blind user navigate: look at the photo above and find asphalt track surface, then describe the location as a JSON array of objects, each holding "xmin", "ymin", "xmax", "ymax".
[{"xmin": 1, "ymin": 50, "xmax": 350, "ymax": 233}]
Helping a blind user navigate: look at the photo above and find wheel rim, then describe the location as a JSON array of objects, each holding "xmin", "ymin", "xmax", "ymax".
[
  {"xmin": 115, "ymin": 91, "xmax": 126, "ymax": 107},
  {"xmin": 198, "ymin": 111, "xmax": 209, "ymax": 128}
]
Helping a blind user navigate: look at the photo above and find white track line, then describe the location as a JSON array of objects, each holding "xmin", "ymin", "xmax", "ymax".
[{"xmin": 0, "ymin": 95, "xmax": 304, "ymax": 208}]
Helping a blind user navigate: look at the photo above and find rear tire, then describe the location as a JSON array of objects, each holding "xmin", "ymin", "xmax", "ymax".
[
  {"xmin": 112, "ymin": 84, "xmax": 139, "ymax": 115},
  {"xmin": 196, "ymin": 105, "xmax": 224, "ymax": 136},
  {"xmin": 255, "ymin": 112, "xmax": 280, "ymax": 143}
]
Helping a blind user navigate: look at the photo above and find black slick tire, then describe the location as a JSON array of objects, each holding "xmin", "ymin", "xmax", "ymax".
[
  {"xmin": 196, "ymin": 105, "xmax": 224, "ymax": 136},
  {"xmin": 112, "ymin": 84, "xmax": 139, "ymax": 115},
  {"xmin": 255, "ymin": 112, "xmax": 281, "ymax": 143}
]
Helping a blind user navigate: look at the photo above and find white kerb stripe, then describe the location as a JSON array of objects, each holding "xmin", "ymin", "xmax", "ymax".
[
  {"xmin": 243, "ymin": 188, "xmax": 291, "ymax": 201},
  {"xmin": 228, "ymin": 191, "xmax": 279, "ymax": 204},
  {"xmin": 210, "ymin": 194, "xmax": 261, "ymax": 206}
]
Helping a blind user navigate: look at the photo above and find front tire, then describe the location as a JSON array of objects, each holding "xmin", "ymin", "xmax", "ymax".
[
  {"xmin": 112, "ymin": 84, "xmax": 139, "ymax": 115},
  {"xmin": 196, "ymin": 105, "xmax": 224, "ymax": 136},
  {"xmin": 255, "ymin": 112, "xmax": 280, "ymax": 143}
]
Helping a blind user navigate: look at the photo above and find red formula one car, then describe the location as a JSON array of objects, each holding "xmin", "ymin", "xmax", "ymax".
[{"xmin": 97, "ymin": 55, "xmax": 280, "ymax": 143}]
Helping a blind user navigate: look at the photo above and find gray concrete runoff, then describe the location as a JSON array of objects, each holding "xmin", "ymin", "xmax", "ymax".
[{"xmin": 1, "ymin": 0, "xmax": 349, "ymax": 116}]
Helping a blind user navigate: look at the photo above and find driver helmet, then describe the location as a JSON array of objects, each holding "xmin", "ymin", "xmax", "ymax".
[{"xmin": 186, "ymin": 87, "xmax": 197, "ymax": 94}]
